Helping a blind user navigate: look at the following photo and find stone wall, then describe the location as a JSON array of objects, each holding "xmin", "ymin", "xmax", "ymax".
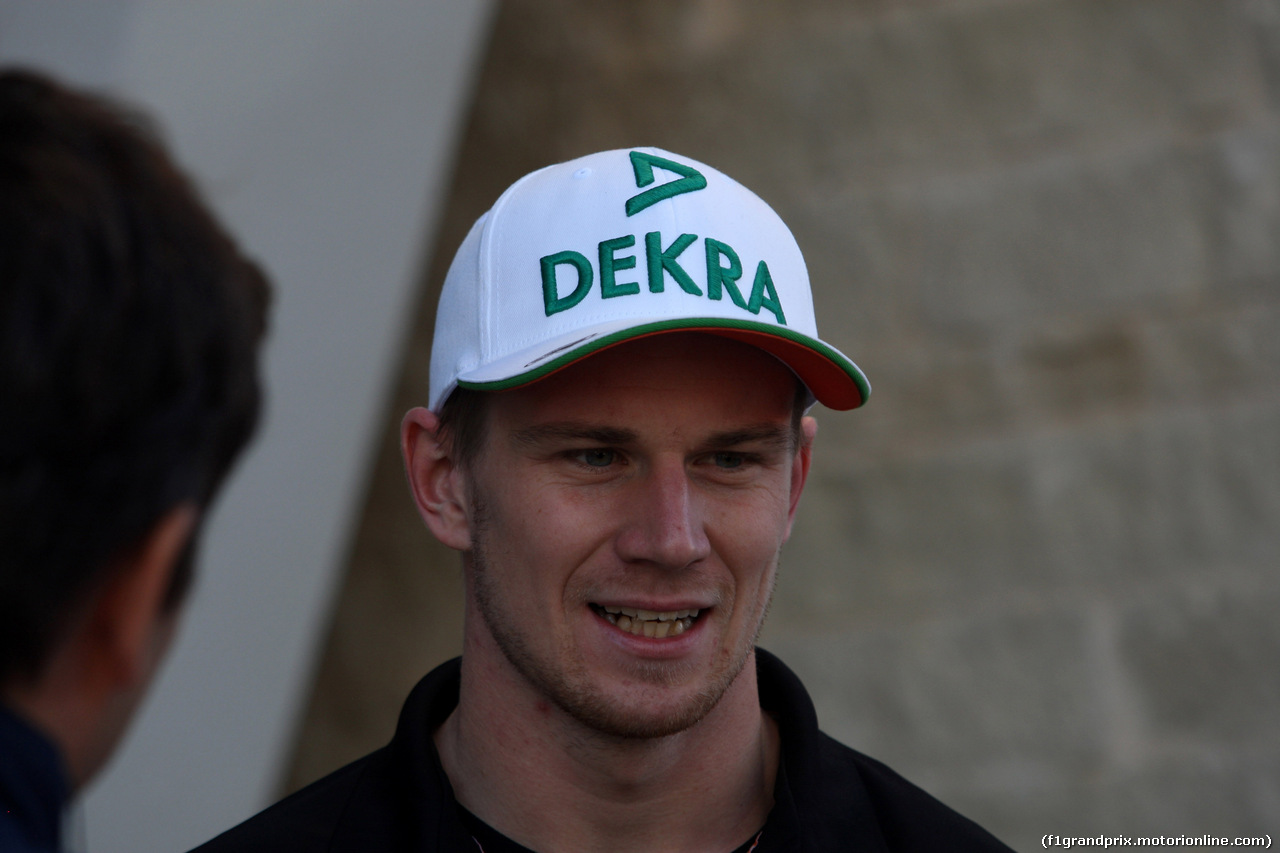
[{"xmin": 285, "ymin": 2, "xmax": 1280, "ymax": 848}]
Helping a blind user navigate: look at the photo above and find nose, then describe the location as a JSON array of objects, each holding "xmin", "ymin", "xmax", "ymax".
[{"xmin": 613, "ymin": 458, "xmax": 711, "ymax": 570}]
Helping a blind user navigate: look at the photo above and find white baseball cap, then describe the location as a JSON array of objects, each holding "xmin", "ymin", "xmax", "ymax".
[{"xmin": 429, "ymin": 147, "xmax": 869, "ymax": 412}]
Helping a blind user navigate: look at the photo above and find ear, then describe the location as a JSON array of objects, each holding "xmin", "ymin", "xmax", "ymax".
[
  {"xmin": 88, "ymin": 503, "xmax": 198, "ymax": 690},
  {"xmin": 783, "ymin": 415, "xmax": 817, "ymax": 540},
  {"xmin": 401, "ymin": 406, "xmax": 473, "ymax": 551}
]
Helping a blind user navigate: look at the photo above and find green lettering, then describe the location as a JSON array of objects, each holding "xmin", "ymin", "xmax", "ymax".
[
  {"xmin": 704, "ymin": 238, "xmax": 747, "ymax": 309},
  {"xmin": 645, "ymin": 232, "xmax": 700, "ymax": 295},
  {"xmin": 541, "ymin": 250, "xmax": 593, "ymax": 316},
  {"xmin": 747, "ymin": 261, "xmax": 786, "ymax": 324},
  {"xmin": 598, "ymin": 235, "xmax": 639, "ymax": 299},
  {"xmin": 626, "ymin": 152, "xmax": 708, "ymax": 216}
]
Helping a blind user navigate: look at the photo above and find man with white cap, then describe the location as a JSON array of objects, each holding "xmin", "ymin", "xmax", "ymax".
[{"xmin": 195, "ymin": 149, "xmax": 1011, "ymax": 852}]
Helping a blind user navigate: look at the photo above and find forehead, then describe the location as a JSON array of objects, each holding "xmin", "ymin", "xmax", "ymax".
[{"xmin": 487, "ymin": 332, "xmax": 798, "ymax": 434}]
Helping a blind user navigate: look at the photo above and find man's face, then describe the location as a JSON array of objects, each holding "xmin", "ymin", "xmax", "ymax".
[{"xmin": 459, "ymin": 332, "xmax": 813, "ymax": 739}]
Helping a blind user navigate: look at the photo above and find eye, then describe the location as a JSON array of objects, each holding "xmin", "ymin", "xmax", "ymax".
[
  {"xmin": 575, "ymin": 448, "xmax": 617, "ymax": 468},
  {"xmin": 711, "ymin": 452, "xmax": 746, "ymax": 469}
]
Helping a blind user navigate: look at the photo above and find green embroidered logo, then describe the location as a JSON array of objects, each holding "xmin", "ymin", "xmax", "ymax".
[
  {"xmin": 625, "ymin": 151, "xmax": 707, "ymax": 217},
  {"xmin": 539, "ymin": 151, "xmax": 786, "ymax": 324},
  {"xmin": 541, "ymin": 230, "xmax": 786, "ymax": 325}
]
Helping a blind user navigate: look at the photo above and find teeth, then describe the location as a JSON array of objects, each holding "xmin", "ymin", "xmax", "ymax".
[
  {"xmin": 602, "ymin": 606, "xmax": 698, "ymax": 621},
  {"xmin": 597, "ymin": 605, "xmax": 699, "ymax": 638}
]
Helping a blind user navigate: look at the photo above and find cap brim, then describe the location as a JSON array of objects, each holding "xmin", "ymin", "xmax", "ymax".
[{"xmin": 454, "ymin": 317, "xmax": 869, "ymax": 410}]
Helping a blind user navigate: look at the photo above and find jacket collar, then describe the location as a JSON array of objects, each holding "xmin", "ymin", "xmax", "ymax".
[{"xmin": 349, "ymin": 649, "xmax": 886, "ymax": 852}]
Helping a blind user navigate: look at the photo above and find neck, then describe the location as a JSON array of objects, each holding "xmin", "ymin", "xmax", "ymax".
[{"xmin": 437, "ymin": 638, "xmax": 778, "ymax": 853}]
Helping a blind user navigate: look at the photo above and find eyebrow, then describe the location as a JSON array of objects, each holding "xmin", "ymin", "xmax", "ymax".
[
  {"xmin": 508, "ymin": 422, "xmax": 792, "ymax": 452},
  {"xmin": 703, "ymin": 424, "xmax": 794, "ymax": 453},
  {"xmin": 509, "ymin": 423, "xmax": 638, "ymax": 450}
]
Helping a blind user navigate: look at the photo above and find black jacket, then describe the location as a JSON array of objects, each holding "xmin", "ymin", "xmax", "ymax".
[
  {"xmin": 0, "ymin": 704, "xmax": 69, "ymax": 853},
  {"xmin": 192, "ymin": 649, "xmax": 1013, "ymax": 852}
]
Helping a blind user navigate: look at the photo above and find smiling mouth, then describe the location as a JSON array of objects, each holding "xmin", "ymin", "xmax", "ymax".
[{"xmin": 591, "ymin": 604, "xmax": 701, "ymax": 638}]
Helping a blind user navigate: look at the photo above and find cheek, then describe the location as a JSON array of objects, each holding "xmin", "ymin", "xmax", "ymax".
[
  {"xmin": 706, "ymin": 502, "xmax": 788, "ymax": 598},
  {"xmin": 482, "ymin": 486, "xmax": 609, "ymax": 592},
  {"xmin": 708, "ymin": 482, "xmax": 794, "ymax": 547}
]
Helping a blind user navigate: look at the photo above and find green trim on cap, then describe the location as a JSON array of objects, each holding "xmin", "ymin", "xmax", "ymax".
[{"xmin": 456, "ymin": 317, "xmax": 871, "ymax": 407}]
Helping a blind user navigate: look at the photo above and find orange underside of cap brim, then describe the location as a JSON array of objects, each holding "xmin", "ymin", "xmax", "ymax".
[{"xmin": 463, "ymin": 324, "xmax": 868, "ymax": 411}]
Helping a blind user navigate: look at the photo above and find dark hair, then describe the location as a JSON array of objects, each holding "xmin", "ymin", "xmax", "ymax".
[
  {"xmin": 0, "ymin": 69, "xmax": 271, "ymax": 684},
  {"xmin": 436, "ymin": 386, "xmax": 492, "ymax": 475}
]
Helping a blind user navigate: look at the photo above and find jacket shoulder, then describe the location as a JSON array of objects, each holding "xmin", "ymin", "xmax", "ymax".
[{"xmin": 819, "ymin": 734, "xmax": 1015, "ymax": 852}]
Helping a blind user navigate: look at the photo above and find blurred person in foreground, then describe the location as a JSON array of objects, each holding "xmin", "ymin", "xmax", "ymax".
[
  {"xmin": 195, "ymin": 148, "xmax": 1010, "ymax": 852},
  {"xmin": 0, "ymin": 68, "xmax": 270, "ymax": 853}
]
